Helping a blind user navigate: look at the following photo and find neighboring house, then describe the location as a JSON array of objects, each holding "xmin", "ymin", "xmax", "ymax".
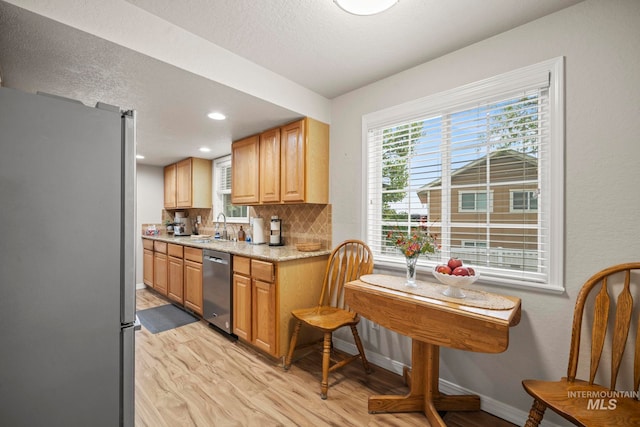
[{"xmin": 417, "ymin": 149, "xmax": 539, "ymax": 270}]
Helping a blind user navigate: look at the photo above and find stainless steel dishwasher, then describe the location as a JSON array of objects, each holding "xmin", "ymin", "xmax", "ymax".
[{"xmin": 202, "ymin": 250, "xmax": 233, "ymax": 336}]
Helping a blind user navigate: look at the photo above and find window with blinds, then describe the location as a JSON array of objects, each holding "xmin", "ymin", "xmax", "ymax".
[
  {"xmin": 364, "ymin": 58, "xmax": 564, "ymax": 291},
  {"xmin": 213, "ymin": 155, "xmax": 248, "ymax": 221}
]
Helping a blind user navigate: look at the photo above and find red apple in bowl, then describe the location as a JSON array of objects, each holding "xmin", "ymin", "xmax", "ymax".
[
  {"xmin": 452, "ymin": 266, "xmax": 470, "ymax": 276},
  {"xmin": 436, "ymin": 264, "xmax": 452, "ymax": 275},
  {"xmin": 467, "ymin": 267, "xmax": 475, "ymax": 276},
  {"xmin": 447, "ymin": 257, "xmax": 463, "ymax": 270}
]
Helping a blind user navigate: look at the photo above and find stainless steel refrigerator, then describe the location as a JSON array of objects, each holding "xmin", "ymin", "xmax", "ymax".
[{"xmin": 0, "ymin": 86, "xmax": 137, "ymax": 427}]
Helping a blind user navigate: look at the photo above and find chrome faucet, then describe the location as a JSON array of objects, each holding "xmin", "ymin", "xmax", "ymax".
[{"xmin": 216, "ymin": 212, "xmax": 228, "ymax": 240}]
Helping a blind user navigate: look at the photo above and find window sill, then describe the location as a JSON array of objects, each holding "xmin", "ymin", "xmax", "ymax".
[{"xmin": 371, "ymin": 258, "xmax": 565, "ymax": 295}]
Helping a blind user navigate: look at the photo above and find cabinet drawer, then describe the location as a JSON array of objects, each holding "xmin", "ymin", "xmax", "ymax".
[
  {"xmin": 251, "ymin": 259, "xmax": 274, "ymax": 283},
  {"xmin": 233, "ymin": 256, "xmax": 251, "ymax": 275},
  {"xmin": 153, "ymin": 241, "xmax": 167, "ymax": 254},
  {"xmin": 168, "ymin": 243, "xmax": 183, "ymax": 258},
  {"xmin": 184, "ymin": 246, "xmax": 202, "ymax": 263},
  {"xmin": 143, "ymin": 239, "xmax": 154, "ymax": 250}
]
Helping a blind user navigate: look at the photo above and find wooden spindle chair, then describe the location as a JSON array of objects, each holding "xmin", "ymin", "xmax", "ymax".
[
  {"xmin": 522, "ymin": 262, "xmax": 640, "ymax": 426},
  {"xmin": 283, "ymin": 240, "xmax": 374, "ymax": 399}
]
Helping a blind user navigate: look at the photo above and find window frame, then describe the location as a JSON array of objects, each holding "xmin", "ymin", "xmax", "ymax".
[
  {"xmin": 212, "ymin": 155, "xmax": 249, "ymax": 223},
  {"xmin": 361, "ymin": 57, "xmax": 565, "ymax": 292},
  {"xmin": 458, "ymin": 190, "xmax": 493, "ymax": 213},
  {"xmin": 510, "ymin": 190, "xmax": 539, "ymax": 213}
]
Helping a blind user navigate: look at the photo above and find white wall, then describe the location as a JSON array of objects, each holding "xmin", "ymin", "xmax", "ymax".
[
  {"xmin": 135, "ymin": 164, "xmax": 164, "ymax": 286},
  {"xmin": 330, "ymin": 0, "xmax": 640, "ymax": 425}
]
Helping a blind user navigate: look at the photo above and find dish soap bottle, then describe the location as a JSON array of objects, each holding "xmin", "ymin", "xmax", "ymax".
[{"xmin": 237, "ymin": 225, "xmax": 246, "ymax": 242}]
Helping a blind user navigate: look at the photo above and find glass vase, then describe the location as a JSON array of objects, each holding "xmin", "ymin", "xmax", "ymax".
[{"xmin": 405, "ymin": 255, "xmax": 419, "ymax": 287}]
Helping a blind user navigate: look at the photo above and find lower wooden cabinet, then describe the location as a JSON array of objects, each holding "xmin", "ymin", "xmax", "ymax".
[
  {"xmin": 167, "ymin": 244, "xmax": 184, "ymax": 304},
  {"xmin": 153, "ymin": 241, "xmax": 168, "ymax": 296},
  {"xmin": 142, "ymin": 239, "xmax": 203, "ymax": 316},
  {"xmin": 233, "ymin": 257, "xmax": 276, "ymax": 354},
  {"xmin": 232, "ymin": 273, "xmax": 252, "ymax": 341},
  {"xmin": 184, "ymin": 247, "xmax": 203, "ymax": 315},
  {"xmin": 142, "ymin": 238, "xmax": 327, "ymax": 360},
  {"xmin": 143, "ymin": 239, "xmax": 154, "ymax": 287},
  {"xmin": 232, "ymin": 255, "xmax": 328, "ymax": 358},
  {"xmin": 252, "ymin": 278, "xmax": 276, "ymax": 354}
]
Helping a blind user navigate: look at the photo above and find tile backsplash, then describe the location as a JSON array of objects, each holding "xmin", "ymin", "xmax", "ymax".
[
  {"xmin": 148, "ymin": 204, "xmax": 332, "ymax": 249},
  {"xmin": 250, "ymin": 204, "xmax": 332, "ymax": 249}
]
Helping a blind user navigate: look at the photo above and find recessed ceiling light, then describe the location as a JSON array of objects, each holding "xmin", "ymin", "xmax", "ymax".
[
  {"xmin": 199, "ymin": 147, "xmax": 211, "ymax": 153},
  {"xmin": 207, "ymin": 112, "xmax": 226, "ymax": 120},
  {"xmin": 334, "ymin": 0, "xmax": 398, "ymax": 15},
  {"xmin": 136, "ymin": 154, "xmax": 145, "ymax": 159}
]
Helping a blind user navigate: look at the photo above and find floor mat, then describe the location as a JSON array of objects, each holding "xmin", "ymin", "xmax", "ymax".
[{"xmin": 136, "ymin": 304, "xmax": 199, "ymax": 334}]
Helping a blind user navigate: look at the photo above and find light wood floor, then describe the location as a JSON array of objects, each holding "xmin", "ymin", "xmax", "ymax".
[{"xmin": 135, "ymin": 288, "xmax": 517, "ymax": 426}]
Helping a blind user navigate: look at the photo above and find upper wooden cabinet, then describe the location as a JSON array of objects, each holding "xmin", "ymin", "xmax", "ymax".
[
  {"xmin": 164, "ymin": 164, "xmax": 177, "ymax": 209},
  {"xmin": 259, "ymin": 127, "xmax": 281, "ymax": 203},
  {"xmin": 231, "ymin": 135, "xmax": 260, "ymax": 205},
  {"xmin": 164, "ymin": 157, "xmax": 212, "ymax": 209},
  {"xmin": 231, "ymin": 117, "xmax": 329, "ymax": 205}
]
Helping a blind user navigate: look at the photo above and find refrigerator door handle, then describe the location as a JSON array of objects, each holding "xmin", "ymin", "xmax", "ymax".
[{"xmin": 121, "ymin": 110, "xmax": 137, "ymax": 325}]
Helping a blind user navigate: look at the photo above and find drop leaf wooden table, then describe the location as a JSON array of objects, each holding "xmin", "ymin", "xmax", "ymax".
[{"xmin": 344, "ymin": 275, "xmax": 521, "ymax": 426}]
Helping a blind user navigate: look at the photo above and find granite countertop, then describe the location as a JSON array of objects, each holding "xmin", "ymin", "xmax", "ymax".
[{"xmin": 142, "ymin": 234, "xmax": 330, "ymax": 262}]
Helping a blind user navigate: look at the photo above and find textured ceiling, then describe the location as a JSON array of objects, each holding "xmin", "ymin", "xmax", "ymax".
[
  {"xmin": 0, "ymin": 0, "xmax": 584, "ymax": 166},
  {"xmin": 0, "ymin": 1, "xmax": 301, "ymax": 166},
  {"xmin": 127, "ymin": 0, "xmax": 584, "ymax": 98}
]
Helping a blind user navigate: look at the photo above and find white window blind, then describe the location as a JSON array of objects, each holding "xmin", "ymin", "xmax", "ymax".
[
  {"xmin": 213, "ymin": 155, "xmax": 248, "ymax": 221},
  {"xmin": 363, "ymin": 58, "xmax": 564, "ymax": 291}
]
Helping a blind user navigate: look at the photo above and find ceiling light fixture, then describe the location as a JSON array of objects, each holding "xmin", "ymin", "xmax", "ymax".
[
  {"xmin": 334, "ymin": 0, "xmax": 398, "ymax": 16},
  {"xmin": 207, "ymin": 112, "xmax": 226, "ymax": 120},
  {"xmin": 199, "ymin": 147, "xmax": 211, "ymax": 153}
]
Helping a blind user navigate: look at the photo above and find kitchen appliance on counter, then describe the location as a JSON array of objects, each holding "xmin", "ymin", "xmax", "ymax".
[
  {"xmin": 269, "ymin": 216, "xmax": 284, "ymax": 246},
  {"xmin": 173, "ymin": 211, "xmax": 191, "ymax": 236},
  {"xmin": 202, "ymin": 250, "xmax": 234, "ymax": 336},
  {"xmin": 0, "ymin": 87, "xmax": 138, "ymax": 427}
]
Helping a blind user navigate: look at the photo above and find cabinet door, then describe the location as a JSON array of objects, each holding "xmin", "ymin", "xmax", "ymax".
[
  {"xmin": 153, "ymin": 252, "xmax": 168, "ymax": 296},
  {"xmin": 184, "ymin": 259, "xmax": 203, "ymax": 315},
  {"xmin": 233, "ymin": 273, "xmax": 252, "ymax": 341},
  {"xmin": 231, "ymin": 135, "xmax": 260, "ymax": 204},
  {"xmin": 164, "ymin": 163, "xmax": 177, "ymax": 209},
  {"xmin": 280, "ymin": 119, "xmax": 306, "ymax": 202},
  {"xmin": 167, "ymin": 255, "xmax": 184, "ymax": 304},
  {"xmin": 143, "ymin": 248, "xmax": 154, "ymax": 287},
  {"xmin": 252, "ymin": 279, "xmax": 276, "ymax": 355},
  {"xmin": 259, "ymin": 128, "xmax": 281, "ymax": 203},
  {"xmin": 176, "ymin": 158, "xmax": 193, "ymax": 208}
]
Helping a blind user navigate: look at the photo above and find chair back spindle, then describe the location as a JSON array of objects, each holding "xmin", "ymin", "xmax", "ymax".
[
  {"xmin": 318, "ymin": 240, "xmax": 374, "ymax": 311},
  {"xmin": 567, "ymin": 263, "xmax": 640, "ymax": 392}
]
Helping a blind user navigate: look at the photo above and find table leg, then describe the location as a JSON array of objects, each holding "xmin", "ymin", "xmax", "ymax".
[{"xmin": 368, "ymin": 339, "xmax": 481, "ymax": 424}]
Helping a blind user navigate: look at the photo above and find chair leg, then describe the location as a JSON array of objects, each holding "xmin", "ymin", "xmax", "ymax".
[
  {"xmin": 350, "ymin": 324, "xmax": 372, "ymax": 374},
  {"xmin": 284, "ymin": 320, "xmax": 302, "ymax": 370},
  {"xmin": 524, "ymin": 399, "xmax": 546, "ymax": 427},
  {"xmin": 321, "ymin": 332, "xmax": 332, "ymax": 399}
]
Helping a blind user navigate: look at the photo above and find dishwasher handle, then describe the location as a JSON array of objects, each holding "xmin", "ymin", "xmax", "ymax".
[{"xmin": 205, "ymin": 255, "xmax": 229, "ymax": 265}]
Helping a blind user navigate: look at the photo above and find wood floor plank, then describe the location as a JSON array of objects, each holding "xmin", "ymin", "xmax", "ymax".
[{"xmin": 135, "ymin": 288, "xmax": 516, "ymax": 426}]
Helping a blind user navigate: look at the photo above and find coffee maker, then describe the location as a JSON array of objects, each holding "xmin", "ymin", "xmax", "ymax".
[
  {"xmin": 173, "ymin": 212, "xmax": 191, "ymax": 236},
  {"xmin": 269, "ymin": 216, "xmax": 283, "ymax": 246}
]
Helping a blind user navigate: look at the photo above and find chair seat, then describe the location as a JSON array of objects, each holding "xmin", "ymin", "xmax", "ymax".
[
  {"xmin": 522, "ymin": 378, "xmax": 640, "ymax": 427},
  {"xmin": 291, "ymin": 306, "xmax": 358, "ymax": 331}
]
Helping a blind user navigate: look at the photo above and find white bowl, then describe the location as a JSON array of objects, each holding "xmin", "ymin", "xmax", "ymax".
[{"xmin": 431, "ymin": 266, "xmax": 480, "ymax": 286}]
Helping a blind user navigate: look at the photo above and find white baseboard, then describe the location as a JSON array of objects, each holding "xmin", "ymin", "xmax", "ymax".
[
  {"xmin": 332, "ymin": 337, "xmax": 563, "ymax": 427},
  {"xmin": 135, "ymin": 282, "xmax": 146, "ymax": 290}
]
